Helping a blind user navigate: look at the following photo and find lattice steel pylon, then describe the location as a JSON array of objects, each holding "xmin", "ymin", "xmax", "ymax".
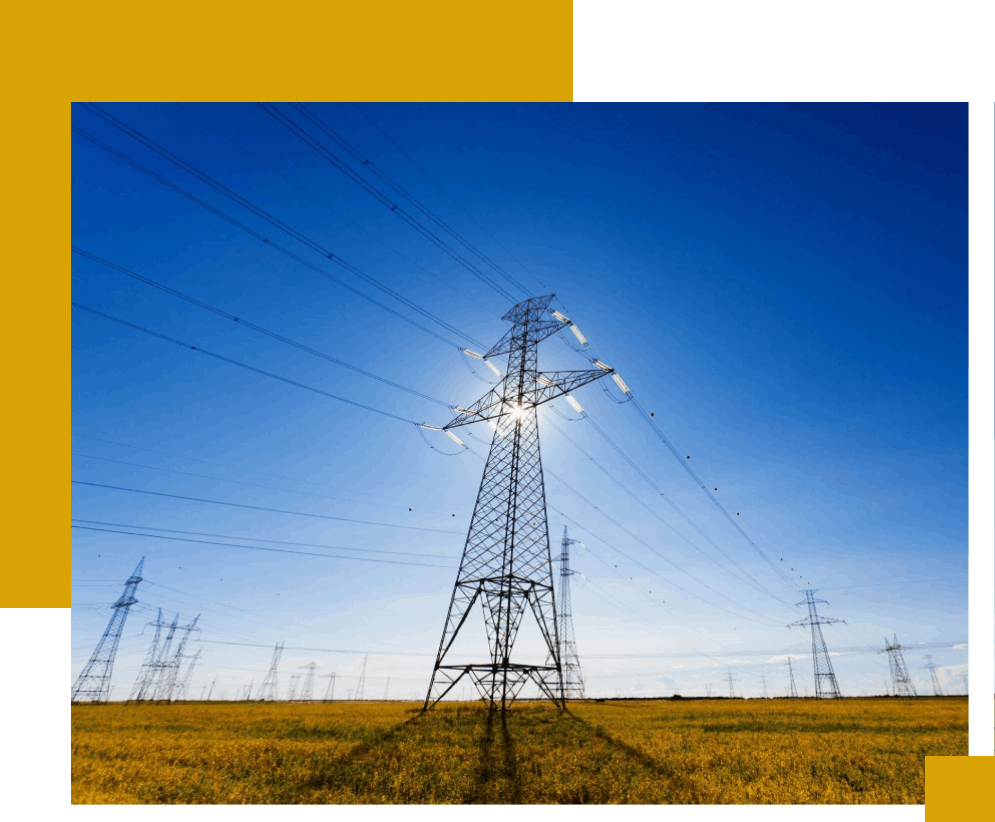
[
  {"xmin": 355, "ymin": 655, "xmax": 367, "ymax": 701},
  {"xmin": 787, "ymin": 656, "xmax": 799, "ymax": 698},
  {"xmin": 789, "ymin": 589, "xmax": 844, "ymax": 699},
  {"xmin": 71, "ymin": 558, "xmax": 144, "ymax": 703},
  {"xmin": 154, "ymin": 614, "xmax": 200, "ymax": 702},
  {"xmin": 257, "ymin": 641, "xmax": 284, "ymax": 701},
  {"xmin": 881, "ymin": 634, "xmax": 917, "ymax": 697},
  {"xmin": 176, "ymin": 648, "xmax": 201, "ymax": 701},
  {"xmin": 287, "ymin": 673, "xmax": 301, "ymax": 702},
  {"xmin": 554, "ymin": 526, "xmax": 585, "ymax": 699},
  {"xmin": 424, "ymin": 295, "xmax": 613, "ymax": 712},
  {"xmin": 320, "ymin": 672, "xmax": 337, "ymax": 701},
  {"xmin": 923, "ymin": 654, "xmax": 943, "ymax": 696},
  {"xmin": 298, "ymin": 663, "xmax": 318, "ymax": 702},
  {"xmin": 129, "ymin": 608, "xmax": 165, "ymax": 702}
]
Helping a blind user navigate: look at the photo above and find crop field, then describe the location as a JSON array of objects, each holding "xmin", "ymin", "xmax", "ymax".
[{"xmin": 71, "ymin": 697, "xmax": 966, "ymax": 804}]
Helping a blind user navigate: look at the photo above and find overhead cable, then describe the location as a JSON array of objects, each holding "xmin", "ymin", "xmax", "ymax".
[
  {"xmin": 71, "ymin": 481, "xmax": 462, "ymax": 534},
  {"xmin": 72, "ymin": 302, "xmax": 421, "ymax": 424}
]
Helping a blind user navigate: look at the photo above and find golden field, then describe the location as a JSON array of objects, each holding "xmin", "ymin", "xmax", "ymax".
[{"xmin": 71, "ymin": 697, "xmax": 966, "ymax": 804}]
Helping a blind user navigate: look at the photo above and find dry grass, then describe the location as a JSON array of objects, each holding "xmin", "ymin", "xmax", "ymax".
[{"xmin": 71, "ymin": 697, "xmax": 966, "ymax": 804}]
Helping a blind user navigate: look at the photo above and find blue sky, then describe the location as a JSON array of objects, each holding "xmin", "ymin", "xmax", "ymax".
[{"xmin": 71, "ymin": 103, "xmax": 967, "ymax": 700}]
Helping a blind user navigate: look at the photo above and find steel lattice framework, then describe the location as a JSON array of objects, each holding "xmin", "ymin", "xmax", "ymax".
[
  {"xmin": 71, "ymin": 558, "xmax": 144, "ymax": 703},
  {"xmin": 554, "ymin": 527, "xmax": 585, "ymax": 699},
  {"xmin": 257, "ymin": 641, "xmax": 284, "ymax": 701},
  {"xmin": 298, "ymin": 662, "xmax": 318, "ymax": 702},
  {"xmin": 425, "ymin": 295, "xmax": 611, "ymax": 712},
  {"xmin": 153, "ymin": 614, "xmax": 200, "ymax": 702},
  {"xmin": 882, "ymin": 634, "xmax": 917, "ymax": 697},
  {"xmin": 790, "ymin": 589, "xmax": 844, "ymax": 699}
]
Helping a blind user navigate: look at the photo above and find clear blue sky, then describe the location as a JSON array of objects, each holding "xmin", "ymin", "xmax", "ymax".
[{"xmin": 71, "ymin": 103, "xmax": 967, "ymax": 700}]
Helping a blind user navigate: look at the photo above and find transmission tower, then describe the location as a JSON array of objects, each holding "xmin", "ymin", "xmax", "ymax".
[
  {"xmin": 424, "ymin": 295, "xmax": 613, "ymax": 711},
  {"xmin": 146, "ymin": 613, "xmax": 181, "ymax": 699},
  {"xmin": 789, "ymin": 590, "xmax": 844, "ymax": 699},
  {"xmin": 923, "ymin": 655, "xmax": 943, "ymax": 696},
  {"xmin": 355, "ymin": 655, "xmax": 367, "ymax": 701},
  {"xmin": 298, "ymin": 663, "xmax": 318, "ymax": 702},
  {"xmin": 288, "ymin": 674, "xmax": 301, "ymax": 702},
  {"xmin": 881, "ymin": 634, "xmax": 917, "ymax": 697},
  {"xmin": 787, "ymin": 656, "xmax": 799, "ymax": 698},
  {"xmin": 384, "ymin": 678, "xmax": 390, "ymax": 700},
  {"xmin": 553, "ymin": 526, "xmax": 586, "ymax": 700},
  {"xmin": 207, "ymin": 676, "xmax": 217, "ymax": 701},
  {"xmin": 244, "ymin": 679, "xmax": 254, "ymax": 700},
  {"xmin": 762, "ymin": 674, "xmax": 768, "ymax": 699},
  {"xmin": 320, "ymin": 672, "xmax": 337, "ymax": 701},
  {"xmin": 129, "ymin": 609, "xmax": 169, "ymax": 702},
  {"xmin": 727, "ymin": 668, "xmax": 737, "ymax": 698},
  {"xmin": 154, "ymin": 614, "xmax": 200, "ymax": 702},
  {"xmin": 175, "ymin": 648, "xmax": 201, "ymax": 701},
  {"xmin": 257, "ymin": 641, "xmax": 285, "ymax": 701},
  {"xmin": 71, "ymin": 558, "xmax": 144, "ymax": 703}
]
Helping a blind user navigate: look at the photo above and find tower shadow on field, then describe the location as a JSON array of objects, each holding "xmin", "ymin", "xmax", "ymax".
[{"xmin": 301, "ymin": 703, "xmax": 684, "ymax": 803}]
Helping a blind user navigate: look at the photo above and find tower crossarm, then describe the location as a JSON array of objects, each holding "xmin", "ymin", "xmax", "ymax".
[
  {"xmin": 789, "ymin": 615, "xmax": 846, "ymax": 628},
  {"xmin": 443, "ymin": 368, "xmax": 612, "ymax": 430},
  {"xmin": 485, "ymin": 319, "xmax": 564, "ymax": 359}
]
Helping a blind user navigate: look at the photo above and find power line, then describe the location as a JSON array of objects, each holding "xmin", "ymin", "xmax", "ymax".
[
  {"xmin": 173, "ymin": 103, "xmax": 494, "ymax": 315},
  {"xmin": 72, "ymin": 433, "xmax": 413, "ymax": 509},
  {"xmin": 259, "ymin": 103, "xmax": 520, "ymax": 303},
  {"xmin": 351, "ymin": 103, "xmax": 549, "ymax": 292},
  {"xmin": 72, "ymin": 519, "xmax": 458, "ymax": 560},
  {"xmin": 291, "ymin": 103, "xmax": 532, "ymax": 297},
  {"xmin": 72, "ymin": 247, "xmax": 454, "ymax": 409},
  {"xmin": 71, "ymin": 481, "xmax": 461, "ymax": 534},
  {"xmin": 80, "ymin": 105, "xmax": 485, "ymax": 348},
  {"xmin": 72, "ymin": 301, "xmax": 422, "ymax": 424},
  {"xmin": 71, "ymin": 525, "xmax": 456, "ymax": 569},
  {"xmin": 72, "ymin": 125, "xmax": 471, "ymax": 349}
]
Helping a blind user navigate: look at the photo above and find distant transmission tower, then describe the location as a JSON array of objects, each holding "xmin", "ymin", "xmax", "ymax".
[
  {"xmin": 424, "ymin": 295, "xmax": 613, "ymax": 711},
  {"xmin": 176, "ymin": 648, "xmax": 201, "ymax": 701},
  {"xmin": 727, "ymin": 668, "xmax": 736, "ymax": 698},
  {"xmin": 71, "ymin": 558, "xmax": 144, "ymax": 703},
  {"xmin": 257, "ymin": 642, "xmax": 285, "ymax": 701},
  {"xmin": 789, "ymin": 590, "xmax": 844, "ymax": 698},
  {"xmin": 787, "ymin": 656, "xmax": 799, "ymax": 698},
  {"xmin": 762, "ymin": 674, "xmax": 768, "ymax": 699},
  {"xmin": 923, "ymin": 655, "xmax": 943, "ymax": 696},
  {"xmin": 383, "ymin": 678, "xmax": 390, "ymax": 700},
  {"xmin": 129, "ymin": 609, "xmax": 169, "ymax": 702},
  {"xmin": 147, "ymin": 613, "xmax": 181, "ymax": 699},
  {"xmin": 288, "ymin": 674, "xmax": 301, "ymax": 702},
  {"xmin": 320, "ymin": 673, "xmax": 337, "ymax": 701},
  {"xmin": 554, "ymin": 527, "xmax": 586, "ymax": 699},
  {"xmin": 155, "ymin": 614, "xmax": 200, "ymax": 702},
  {"xmin": 882, "ymin": 634, "xmax": 916, "ymax": 697},
  {"xmin": 298, "ymin": 663, "xmax": 318, "ymax": 702},
  {"xmin": 356, "ymin": 656, "xmax": 367, "ymax": 701},
  {"xmin": 243, "ymin": 679, "xmax": 254, "ymax": 700}
]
